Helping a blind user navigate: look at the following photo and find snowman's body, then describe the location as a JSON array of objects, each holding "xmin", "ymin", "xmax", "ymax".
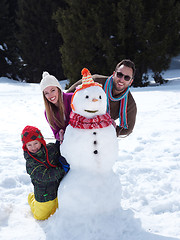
[
  {"xmin": 59, "ymin": 84, "xmax": 121, "ymax": 216},
  {"xmin": 62, "ymin": 124, "xmax": 118, "ymax": 172}
]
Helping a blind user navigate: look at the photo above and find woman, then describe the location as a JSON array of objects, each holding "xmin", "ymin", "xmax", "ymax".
[{"xmin": 40, "ymin": 71, "xmax": 73, "ymax": 145}]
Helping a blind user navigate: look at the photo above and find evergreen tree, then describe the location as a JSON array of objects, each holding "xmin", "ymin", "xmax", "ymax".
[
  {"xmin": 54, "ymin": 0, "xmax": 108, "ymax": 86},
  {"xmin": 115, "ymin": 0, "xmax": 180, "ymax": 86},
  {"xmin": 0, "ymin": 0, "xmax": 20, "ymax": 79},
  {"xmin": 142, "ymin": 0, "xmax": 180, "ymax": 84},
  {"xmin": 115, "ymin": 0, "xmax": 149, "ymax": 86},
  {"xmin": 16, "ymin": 0, "xmax": 66, "ymax": 83},
  {"xmin": 94, "ymin": 0, "xmax": 123, "ymax": 74},
  {"xmin": 0, "ymin": 0, "xmax": 9, "ymax": 77},
  {"xmin": 55, "ymin": 0, "xmax": 180, "ymax": 87},
  {"xmin": 55, "ymin": 0, "xmax": 145, "ymax": 86}
]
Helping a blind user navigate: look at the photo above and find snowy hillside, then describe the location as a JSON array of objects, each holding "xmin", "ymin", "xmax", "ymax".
[{"xmin": 0, "ymin": 66, "xmax": 180, "ymax": 239}]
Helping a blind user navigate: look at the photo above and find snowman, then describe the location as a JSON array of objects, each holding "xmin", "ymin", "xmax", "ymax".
[
  {"xmin": 61, "ymin": 68, "xmax": 119, "ymax": 173},
  {"xmin": 48, "ymin": 68, "xmax": 124, "ymax": 239},
  {"xmin": 45, "ymin": 71, "xmax": 164, "ymax": 240}
]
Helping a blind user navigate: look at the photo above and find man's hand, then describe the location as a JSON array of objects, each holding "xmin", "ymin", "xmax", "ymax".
[{"xmin": 111, "ymin": 119, "xmax": 117, "ymax": 129}]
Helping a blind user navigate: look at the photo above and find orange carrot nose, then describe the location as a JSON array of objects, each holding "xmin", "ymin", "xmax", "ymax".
[{"xmin": 92, "ymin": 98, "xmax": 98, "ymax": 102}]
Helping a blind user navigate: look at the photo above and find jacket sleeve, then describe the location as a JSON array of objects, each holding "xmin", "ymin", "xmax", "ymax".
[
  {"xmin": 66, "ymin": 79, "xmax": 82, "ymax": 93},
  {"xmin": 26, "ymin": 159, "xmax": 65, "ymax": 183},
  {"xmin": 63, "ymin": 92, "xmax": 73, "ymax": 129},
  {"xmin": 44, "ymin": 110, "xmax": 60, "ymax": 141},
  {"xmin": 51, "ymin": 127, "xmax": 60, "ymax": 141},
  {"xmin": 66, "ymin": 75, "xmax": 107, "ymax": 93}
]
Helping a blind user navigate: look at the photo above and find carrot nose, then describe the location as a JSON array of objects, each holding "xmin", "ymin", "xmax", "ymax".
[{"xmin": 92, "ymin": 98, "xmax": 98, "ymax": 102}]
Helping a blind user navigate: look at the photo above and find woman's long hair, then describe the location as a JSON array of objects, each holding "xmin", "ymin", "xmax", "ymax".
[{"xmin": 43, "ymin": 88, "xmax": 65, "ymax": 129}]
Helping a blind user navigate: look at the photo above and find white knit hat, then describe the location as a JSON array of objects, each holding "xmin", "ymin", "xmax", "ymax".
[{"xmin": 40, "ymin": 71, "xmax": 62, "ymax": 92}]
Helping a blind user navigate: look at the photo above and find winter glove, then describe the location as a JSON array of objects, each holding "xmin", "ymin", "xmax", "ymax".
[{"xmin": 59, "ymin": 155, "xmax": 70, "ymax": 173}]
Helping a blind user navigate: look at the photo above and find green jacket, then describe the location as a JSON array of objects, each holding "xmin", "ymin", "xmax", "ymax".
[{"xmin": 24, "ymin": 143, "xmax": 66, "ymax": 202}]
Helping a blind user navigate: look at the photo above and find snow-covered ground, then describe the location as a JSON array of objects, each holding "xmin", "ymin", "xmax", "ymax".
[{"xmin": 0, "ymin": 65, "xmax": 180, "ymax": 239}]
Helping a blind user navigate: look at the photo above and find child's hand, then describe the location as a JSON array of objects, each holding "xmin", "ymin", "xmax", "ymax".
[
  {"xmin": 59, "ymin": 156, "xmax": 70, "ymax": 173},
  {"xmin": 59, "ymin": 129, "xmax": 64, "ymax": 144}
]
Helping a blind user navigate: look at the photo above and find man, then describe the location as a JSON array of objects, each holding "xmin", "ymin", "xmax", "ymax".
[{"xmin": 67, "ymin": 59, "xmax": 137, "ymax": 137}]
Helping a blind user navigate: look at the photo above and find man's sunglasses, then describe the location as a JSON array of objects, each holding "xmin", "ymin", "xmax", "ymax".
[{"xmin": 116, "ymin": 72, "xmax": 132, "ymax": 81}]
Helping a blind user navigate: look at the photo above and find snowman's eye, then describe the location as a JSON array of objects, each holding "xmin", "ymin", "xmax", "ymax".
[
  {"xmin": 99, "ymin": 95, "xmax": 102, "ymax": 99},
  {"xmin": 85, "ymin": 95, "xmax": 89, "ymax": 99}
]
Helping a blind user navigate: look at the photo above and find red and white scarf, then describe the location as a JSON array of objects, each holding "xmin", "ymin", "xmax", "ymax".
[{"xmin": 69, "ymin": 112, "xmax": 112, "ymax": 129}]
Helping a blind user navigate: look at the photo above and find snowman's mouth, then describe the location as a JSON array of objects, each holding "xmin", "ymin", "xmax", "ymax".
[{"xmin": 84, "ymin": 110, "xmax": 98, "ymax": 113}]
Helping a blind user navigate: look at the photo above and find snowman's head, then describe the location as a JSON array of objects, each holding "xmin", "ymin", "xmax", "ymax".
[
  {"xmin": 71, "ymin": 68, "xmax": 108, "ymax": 118},
  {"xmin": 71, "ymin": 85, "xmax": 107, "ymax": 118}
]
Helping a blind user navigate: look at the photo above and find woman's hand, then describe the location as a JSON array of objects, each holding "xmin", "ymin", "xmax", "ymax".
[{"xmin": 59, "ymin": 129, "xmax": 64, "ymax": 144}]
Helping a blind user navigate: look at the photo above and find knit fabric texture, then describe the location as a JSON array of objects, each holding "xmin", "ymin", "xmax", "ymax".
[
  {"xmin": 71, "ymin": 68, "xmax": 102, "ymax": 111},
  {"xmin": 21, "ymin": 125, "xmax": 46, "ymax": 151},
  {"xmin": 21, "ymin": 125, "xmax": 57, "ymax": 168},
  {"xmin": 40, "ymin": 71, "xmax": 62, "ymax": 92},
  {"xmin": 104, "ymin": 75, "xmax": 129, "ymax": 129},
  {"xmin": 69, "ymin": 112, "xmax": 112, "ymax": 129}
]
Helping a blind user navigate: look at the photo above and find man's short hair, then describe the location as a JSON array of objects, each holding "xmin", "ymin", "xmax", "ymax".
[{"xmin": 115, "ymin": 59, "xmax": 136, "ymax": 78}]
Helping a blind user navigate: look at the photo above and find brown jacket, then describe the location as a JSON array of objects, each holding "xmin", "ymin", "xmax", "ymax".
[{"xmin": 67, "ymin": 74, "xmax": 137, "ymax": 137}]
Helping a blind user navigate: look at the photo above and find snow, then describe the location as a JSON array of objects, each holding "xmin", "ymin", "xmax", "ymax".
[{"xmin": 0, "ymin": 66, "xmax": 180, "ymax": 239}]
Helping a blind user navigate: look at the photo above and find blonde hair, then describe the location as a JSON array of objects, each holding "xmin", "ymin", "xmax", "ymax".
[{"xmin": 43, "ymin": 88, "xmax": 65, "ymax": 129}]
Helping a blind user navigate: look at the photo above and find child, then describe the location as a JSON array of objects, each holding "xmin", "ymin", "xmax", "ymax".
[{"xmin": 21, "ymin": 125, "xmax": 70, "ymax": 220}]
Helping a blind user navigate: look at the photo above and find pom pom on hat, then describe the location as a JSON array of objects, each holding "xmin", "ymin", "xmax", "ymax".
[
  {"xmin": 40, "ymin": 71, "xmax": 62, "ymax": 92},
  {"xmin": 81, "ymin": 68, "xmax": 89, "ymax": 76},
  {"xmin": 81, "ymin": 68, "xmax": 95, "ymax": 85},
  {"xmin": 42, "ymin": 71, "xmax": 49, "ymax": 78},
  {"xmin": 21, "ymin": 125, "xmax": 46, "ymax": 151},
  {"xmin": 76, "ymin": 68, "xmax": 102, "ymax": 90}
]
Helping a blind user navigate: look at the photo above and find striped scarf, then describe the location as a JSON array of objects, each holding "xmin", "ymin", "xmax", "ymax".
[
  {"xmin": 69, "ymin": 112, "xmax": 112, "ymax": 129},
  {"xmin": 104, "ymin": 75, "xmax": 129, "ymax": 129}
]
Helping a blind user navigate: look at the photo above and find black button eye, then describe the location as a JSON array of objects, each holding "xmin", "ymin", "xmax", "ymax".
[
  {"xmin": 85, "ymin": 95, "xmax": 89, "ymax": 99},
  {"xmin": 99, "ymin": 96, "xmax": 102, "ymax": 99}
]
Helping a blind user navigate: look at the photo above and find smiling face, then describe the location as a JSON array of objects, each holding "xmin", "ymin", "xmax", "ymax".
[
  {"xmin": 26, "ymin": 140, "xmax": 41, "ymax": 153},
  {"xmin": 72, "ymin": 86, "xmax": 107, "ymax": 118},
  {"xmin": 43, "ymin": 86, "xmax": 59, "ymax": 106},
  {"xmin": 113, "ymin": 64, "xmax": 133, "ymax": 95}
]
